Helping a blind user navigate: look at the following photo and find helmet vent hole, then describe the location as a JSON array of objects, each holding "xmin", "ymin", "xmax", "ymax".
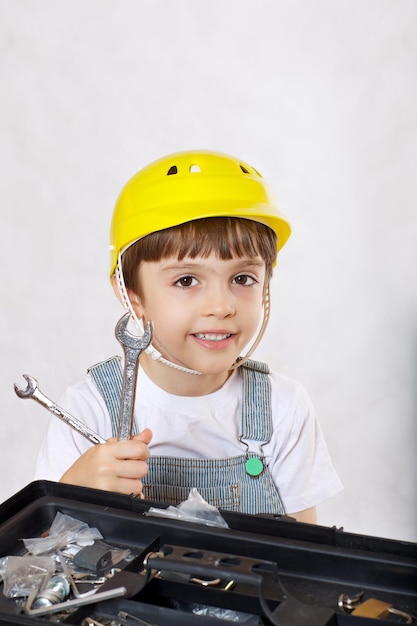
[
  {"xmin": 240, "ymin": 165, "xmax": 250, "ymax": 174},
  {"xmin": 189, "ymin": 164, "xmax": 201, "ymax": 173},
  {"xmin": 167, "ymin": 165, "xmax": 178, "ymax": 175}
]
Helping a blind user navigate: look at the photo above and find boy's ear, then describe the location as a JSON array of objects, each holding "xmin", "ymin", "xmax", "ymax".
[
  {"xmin": 111, "ymin": 274, "xmax": 123, "ymax": 303},
  {"xmin": 111, "ymin": 275, "xmax": 144, "ymax": 318}
]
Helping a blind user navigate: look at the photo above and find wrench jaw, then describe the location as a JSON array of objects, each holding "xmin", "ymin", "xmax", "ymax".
[
  {"xmin": 115, "ymin": 312, "xmax": 153, "ymax": 352},
  {"xmin": 14, "ymin": 374, "xmax": 107, "ymax": 445},
  {"xmin": 13, "ymin": 374, "xmax": 38, "ymax": 399},
  {"xmin": 140, "ymin": 319, "xmax": 153, "ymax": 350}
]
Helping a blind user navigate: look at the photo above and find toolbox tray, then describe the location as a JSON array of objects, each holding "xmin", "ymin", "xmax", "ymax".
[{"xmin": 0, "ymin": 480, "xmax": 415, "ymax": 625}]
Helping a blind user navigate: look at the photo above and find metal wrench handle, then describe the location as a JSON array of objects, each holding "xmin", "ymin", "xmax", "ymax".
[
  {"xmin": 14, "ymin": 375, "xmax": 106, "ymax": 445},
  {"xmin": 115, "ymin": 313, "xmax": 152, "ymax": 441}
]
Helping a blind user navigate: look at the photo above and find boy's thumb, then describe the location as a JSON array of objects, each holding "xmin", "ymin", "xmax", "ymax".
[{"xmin": 133, "ymin": 428, "xmax": 153, "ymax": 445}]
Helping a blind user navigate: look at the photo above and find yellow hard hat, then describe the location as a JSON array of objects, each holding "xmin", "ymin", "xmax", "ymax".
[{"xmin": 110, "ymin": 150, "xmax": 291, "ymax": 276}]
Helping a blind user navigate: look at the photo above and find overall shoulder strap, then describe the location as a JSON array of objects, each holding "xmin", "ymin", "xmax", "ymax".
[
  {"xmin": 88, "ymin": 355, "xmax": 271, "ymax": 443},
  {"xmin": 240, "ymin": 359, "xmax": 272, "ymax": 443},
  {"xmin": 88, "ymin": 356, "xmax": 138, "ymax": 437}
]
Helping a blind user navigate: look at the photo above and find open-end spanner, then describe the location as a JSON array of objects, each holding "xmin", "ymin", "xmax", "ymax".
[
  {"xmin": 14, "ymin": 375, "xmax": 106, "ymax": 445},
  {"xmin": 115, "ymin": 312, "xmax": 152, "ymax": 441}
]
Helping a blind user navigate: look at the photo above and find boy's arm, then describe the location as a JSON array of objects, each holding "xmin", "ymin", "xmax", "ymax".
[{"xmin": 287, "ymin": 506, "xmax": 317, "ymax": 524}]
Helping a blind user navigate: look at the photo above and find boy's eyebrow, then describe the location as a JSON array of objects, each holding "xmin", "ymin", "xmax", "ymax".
[{"xmin": 160, "ymin": 258, "xmax": 265, "ymax": 272}]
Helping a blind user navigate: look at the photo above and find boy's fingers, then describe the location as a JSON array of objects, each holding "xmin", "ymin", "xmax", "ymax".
[
  {"xmin": 133, "ymin": 428, "xmax": 153, "ymax": 445},
  {"xmin": 114, "ymin": 459, "xmax": 149, "ymax": 480},
  {"xmin": 106, "ymin": 429, "xmax": 152, "ymax": 445}
]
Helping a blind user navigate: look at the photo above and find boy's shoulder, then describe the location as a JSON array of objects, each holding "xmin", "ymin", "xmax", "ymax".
[
  {"xmin": 241, "ymin": 358, "xmax": 270, "ymax": 373},
  {"xmin": 243, "ymin": 358, "xmax": 305, "ymax": 387},
  {"xmin": 62, "ymin": 372, "xmax": 102, "ymax": 399},
  {"xmin": 241, "ymin": 359, "xmax": 309, "ymax": 403}
]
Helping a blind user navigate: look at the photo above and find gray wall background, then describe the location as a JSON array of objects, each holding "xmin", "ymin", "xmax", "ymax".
[{"xmin": 1, "ymin": 0, "xmax": 416, "ymax": 542}]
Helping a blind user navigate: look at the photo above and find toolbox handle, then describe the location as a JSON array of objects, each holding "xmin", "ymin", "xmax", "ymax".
[
  {"xmin": 144, "ymin": 545, "xmax": 335, "ymax": 626},
  {"xmin": 144, "ymin": 544, "xmax": 281, "ymax": 589}
]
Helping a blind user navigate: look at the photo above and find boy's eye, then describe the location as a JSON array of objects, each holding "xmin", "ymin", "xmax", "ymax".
[
  {"xmin": 233, "ymin": 274, "xmax": 257, "ymax": 286},
  {"xmin": 175, "ymin": 275, "xmax": 197, "ymax": 287}
]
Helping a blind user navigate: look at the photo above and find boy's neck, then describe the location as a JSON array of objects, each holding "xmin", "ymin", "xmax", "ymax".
[{"xmin": 139, "ymin": 353, "xmax": 232, "ymax": 396}]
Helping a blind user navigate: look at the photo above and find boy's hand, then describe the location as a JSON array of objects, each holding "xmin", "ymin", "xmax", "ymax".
[{"xmin": 60, "ymin": 428, "xmax": 152, "ymax": 497}]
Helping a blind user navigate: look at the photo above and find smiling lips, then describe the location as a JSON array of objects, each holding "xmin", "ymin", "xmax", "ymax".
[
  {"xmin": 192, "ymin": 332, "xmax": 235, "ymax": 349},
  {"xmin": 194, "ymin": 333, "xmax": 232, "ymax": 341}
]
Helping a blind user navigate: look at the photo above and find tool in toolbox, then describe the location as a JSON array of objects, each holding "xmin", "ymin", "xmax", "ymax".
[
  {"xmin": 114, "ymin": 312, "xmax": 152, "ymax": 441},
  {"xmin": 14, "ymin": 374, "xmax": 106, "ymax": 445},
  {"xmin": 338, "ymin": 591, "xmax": 415, "ymax": 622},
  {"xmin": 25, "ymin": 583, "xmax": 127, "ymax": 617},
  {"xmin": 21, "ymin": 548, "xmax": 148, "ymax": 618},
  {"xmin": 72, "ymin": 543, "xmax": 113, "ymax": 573}
]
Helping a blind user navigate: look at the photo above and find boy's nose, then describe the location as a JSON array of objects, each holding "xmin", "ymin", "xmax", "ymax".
[{"xmin": 203, "ymin": 285, "xmax": 236, "ymax": 319}]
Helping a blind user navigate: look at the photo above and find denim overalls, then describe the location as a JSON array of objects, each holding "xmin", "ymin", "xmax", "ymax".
[{"xmin": 88, "ymin": 357, "xmax": 285, "ymax": 515}]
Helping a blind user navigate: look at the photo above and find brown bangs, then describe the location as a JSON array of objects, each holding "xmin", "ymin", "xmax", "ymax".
[{"xmin": 122, "ymin": 217, "xmax": 277, "ymax": 292}]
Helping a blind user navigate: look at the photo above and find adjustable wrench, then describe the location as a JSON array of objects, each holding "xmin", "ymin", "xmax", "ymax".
[
  {"xmin": 115, "ymin": 312, "xmax": 152, "ymax": 441},
  {"xmin": 14, "ymin": 375, "xmax": 106, "ymax": 445}
]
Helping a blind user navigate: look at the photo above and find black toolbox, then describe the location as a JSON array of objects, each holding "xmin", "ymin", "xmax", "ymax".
[{"xmin": 0, "ymin": 480, "xmax": 415, "ymax": 625}]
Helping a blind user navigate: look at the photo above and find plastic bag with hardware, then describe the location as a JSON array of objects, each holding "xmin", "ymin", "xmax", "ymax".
[
  {"xmin": 3, "ymin": 555, "xmax": 55, "ymax": 598},
  {"xmin": 22, "ymin": 512, "xmax": 103, "ymax": 555},
  {"xmin": 146, "ymin": 488, "xmax": 229, "ymax": 528},
  {"xmin": 172, "ymin": 600, "xmax": 262, "ymax": 623}
]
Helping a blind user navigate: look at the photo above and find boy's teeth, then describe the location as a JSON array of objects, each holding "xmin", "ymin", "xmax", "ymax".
[{"xmin": 195, "ymin": 333, "xmax": 231, "ymax": 341}]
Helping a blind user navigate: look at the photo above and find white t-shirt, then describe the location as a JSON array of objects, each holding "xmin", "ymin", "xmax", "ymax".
[{"xmin": 34, "ymin": 365, "xmax": 342, "ymax": 514}]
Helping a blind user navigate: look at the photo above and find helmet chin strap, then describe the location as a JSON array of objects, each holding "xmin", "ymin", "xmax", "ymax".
[
  {"xmin": 115, "ymin": 253, "xmax": 270, "ymax": 377},
  {"xmin": 229, "ymin": 283, "xmax": 271, "ymax": 371}
]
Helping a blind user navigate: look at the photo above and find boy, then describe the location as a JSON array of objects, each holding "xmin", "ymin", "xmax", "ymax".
[{"xmin": 34, "ymin": 150, "xmax": 342, "ymax": 524}]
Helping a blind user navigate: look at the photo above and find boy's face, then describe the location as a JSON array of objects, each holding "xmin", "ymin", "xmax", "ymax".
[{"xmin": 128, "ymin": 253, "xmax": 266, "ymax": 389}]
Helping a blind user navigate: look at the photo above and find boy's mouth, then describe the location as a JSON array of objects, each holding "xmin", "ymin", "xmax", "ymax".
[{"xmin": 193, "ymin": 333, "xmax": 232, "ymax": 342}]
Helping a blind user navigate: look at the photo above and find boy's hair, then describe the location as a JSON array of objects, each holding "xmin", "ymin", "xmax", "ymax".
[{"xmin": 122, "ymin": 217, "xmax": 277, "ymax": 297}]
